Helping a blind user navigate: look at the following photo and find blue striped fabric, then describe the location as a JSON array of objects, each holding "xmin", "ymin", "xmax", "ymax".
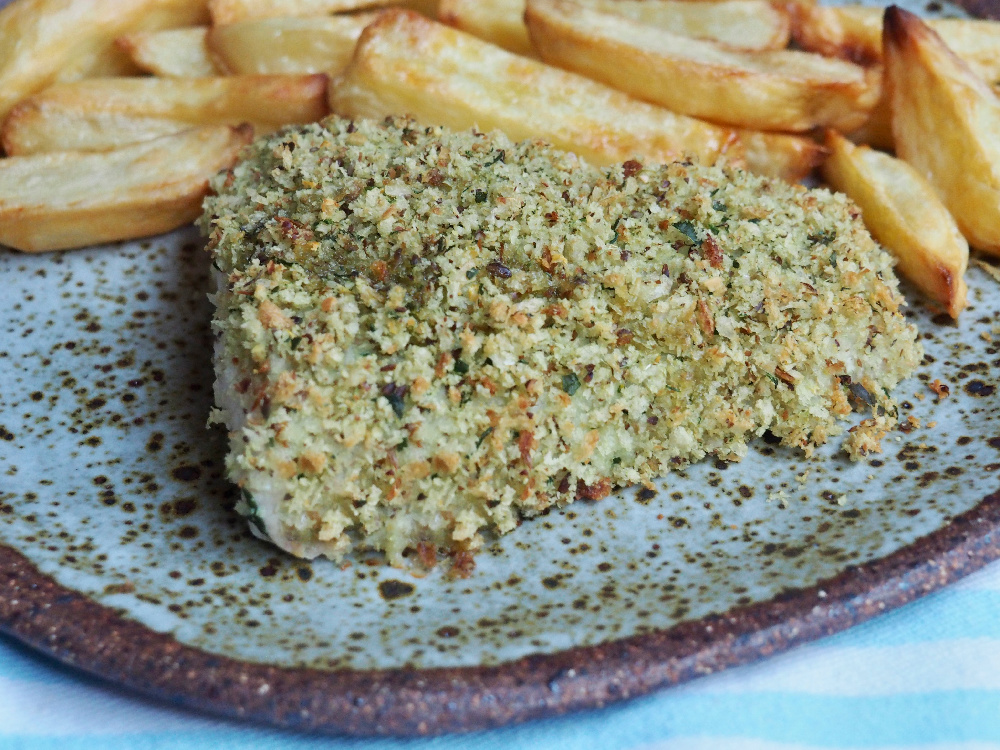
[{"xmin": 2, "ymin": 560, "xmax": 1000, "ymax": 749}]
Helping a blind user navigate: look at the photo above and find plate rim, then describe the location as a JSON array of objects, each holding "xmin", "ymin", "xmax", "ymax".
[
  {"xmin": 2, "ymin": 490, "xmax": 998, "ymax": 736},
  {"xmin": 4, "ymin": 0, "xmax": 1000, "ymax": 735}
]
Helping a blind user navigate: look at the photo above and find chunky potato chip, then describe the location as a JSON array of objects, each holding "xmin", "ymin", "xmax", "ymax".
[
  {"xmin": 0, "ymin": 0, "xmax": 210, "ymax": 120},
  {"xmin": 525, "ymin": 0, "xmax": 879, "ymax": 133},
  {"xmin": 0, "ymin": 125, "xmax": 252, "ymax": 253},
  {"xmin": 822, "ymin": 130, "xmax": 968, "ymax": 317},
  {"xmin": 330, "ymin": 10, "xmax": 821, "ymax": 180},
  {"xmin": 2, "ymin": 74, "xmax": 328, "ymax": 155},
  {"xmin": 792, "ymin": 2, "xmax": 1000, "ymax": 82},
  {"xmin": 208, "ymin": 0, "xmax": 435, "ymax": 24},
  {"xmin": 885, "ymin": 7, "xmax": 1000, "ymax": 255},
  {"xmin": 207, "ymin": 14, "xmax": 376, "ymax": 74},
  {"xmin": 116, "ymin": 27, "xmax": 218, "ymax": 77},
  {"xmin": 439, "ymin": 0, "xmax": 790, "ymax": 57}
]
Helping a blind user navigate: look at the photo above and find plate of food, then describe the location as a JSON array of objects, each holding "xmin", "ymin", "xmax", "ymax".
[{"xmin": 2, "ymin": 0, "xmax": 1000, "ymax": 737}]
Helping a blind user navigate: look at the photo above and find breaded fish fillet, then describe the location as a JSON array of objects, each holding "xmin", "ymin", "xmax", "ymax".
[{"xmin": 201, "ymin": 116, "xmax": 921, "ymax": 565}]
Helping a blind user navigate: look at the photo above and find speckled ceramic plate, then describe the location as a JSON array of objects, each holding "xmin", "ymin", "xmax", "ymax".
[{"xmin": 4, "ymin": 1, "xmax": 1000, "ymax": 737}]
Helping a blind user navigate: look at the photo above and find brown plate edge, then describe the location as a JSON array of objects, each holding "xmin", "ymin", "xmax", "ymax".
[
  {"xmin": 4, "ymin": 0, "xmax": 1000, "ymax": 734},
  {"xmin": 2, "ymin": 489, "xmax": 999, "ymax": 737}
]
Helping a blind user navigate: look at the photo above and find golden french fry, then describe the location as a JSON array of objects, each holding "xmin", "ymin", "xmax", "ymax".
[
  {"xmin": 788, "ymin": 3, "xmax": 883, "ymax": 65},
  {"xmin": 0, "ymin": 0, "xmax": 210, "ymax": 121},
  {"xmin": 821, "ymin": 130, "xmax": 968, "ymax": 318},
  {"xmin": 116, "ymin": 27, "xmax": 218, "ymax": 77},
  {"xmin": 4, "ymin": 111, "xmax": 186, "ymax": 155},
  {"xmin": 210, "ymin": 0, "xmax": 380, "ymax": 23},
  {"xmin": 833, "ymin": 22, "xmax": 1000, "ymax": 150},
  {"xmin": 793, "ymin": 4, "xmax": 1000, "ymax": 82},
  {"xmin": 331, "ymin": 9, "xmax": 736, "ymax": 166},
  {"xmin": 934, "ymin": 18, "xmax": 1000, "ymax": 86},
  {"xmin": 525, "ymin": 0, "xmax": 878, "ymax": 133},
  {"xmin": 786, "ymin": 5, "xmax": 1000, "ymax": 150},
  {"xmin": 330, "ymin": 10, "xmax": 821, "ymax": 180},
  {"xmin": 207, "ymin": 14, "xmax": 376, "ymax": 74},
  {"xmin": 577, "ymin": 0, "xmax": 792, "ymax": 50},
  {"xmin": 438, "ymin": 0, "xmax": 535, "ymax": 56},
  {"xmin": 592, "ymin": 0, "xmax": 790, "ymax": 51},
  {"xmin": 439, "ymin": 0, "xmax": 789, "ymax": 57},
  {"xmin": 2, "ymin": 75, "xmax": 328, "ymax": 155},
  {"xmin": 737, "ymin": 128, "xmax": 824, "ymax": 183},
  {"xmin": 0, "ymin": 125, "xmax": 252, "ymax": 253},
  {"xmin": 54, "ymin": 40, "xmax": 142, "ymax": 81},
  {"xmin": 885, "ymin": 7, "xmax": 1000, "ymax": 255},
  {"xmin": 208, "ymin": 0, "xmax": 436, "ymax": 24},
  {"xmin": 845, "ymin": 84, "xmax": 895, "ymax": 151}
]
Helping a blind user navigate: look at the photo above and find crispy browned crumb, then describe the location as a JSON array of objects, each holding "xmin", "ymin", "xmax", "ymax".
[
  {"xmin": 448, "ymin": 551, "xmax": 476, "ymax": 579},
  {"xmin": 844, "ymin": 415, "xmax": 894, "ymax": 458},
  {"xmin": 930, "ymin": 379, "xmax": 951, "ymax": 399},
  {"xmin": 416, "ymin": 541, "xmax": 437, "ymax": 569}
]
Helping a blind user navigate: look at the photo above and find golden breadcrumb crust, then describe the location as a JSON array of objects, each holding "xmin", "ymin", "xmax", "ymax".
[{"xmin": 201, "ymin": 116, "xmax": 921, "ymax": 565}]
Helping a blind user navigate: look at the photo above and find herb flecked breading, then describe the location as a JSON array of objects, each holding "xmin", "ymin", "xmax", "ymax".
[{"xmin": 201, "ymin": 115, "xmax": 921, "ymax": 565}]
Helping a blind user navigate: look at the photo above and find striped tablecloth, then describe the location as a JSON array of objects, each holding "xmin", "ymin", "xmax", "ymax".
[{"xmin": 2, "ymin": 559, "xmax": 999, "ymax": 750}]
